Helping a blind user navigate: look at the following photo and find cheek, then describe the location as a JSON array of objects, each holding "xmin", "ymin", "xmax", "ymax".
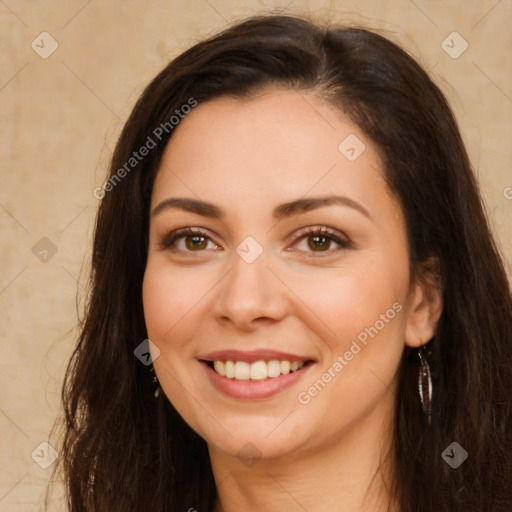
[
  {"xmin": 142, "ymin": 262, "xmax": 206, "ymax": 413},
  {"xmin": 142, "ymin": 261, "xmax": 209, "ymax": 342},
  {"xmin": 293, "ymin": 272, "xmax": 406, "ymax": 427},
  {"xmin": 290, "ymin": 255, "xmax": 407, "ymax": 343},
  {"xmin": 290, "ymin": 253, "xmax": 408, "ymax": 408}
]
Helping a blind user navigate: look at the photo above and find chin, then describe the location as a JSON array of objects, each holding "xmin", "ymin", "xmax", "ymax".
[{"xmin": 195, "ymin": 413, "xmax": 311, "ymax": 462}]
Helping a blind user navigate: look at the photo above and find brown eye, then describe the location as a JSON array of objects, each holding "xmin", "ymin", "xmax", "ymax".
[
  {"xmin": 161, "ymin": 228, "xmax": 219, "ymax": 253},
  {"xmin": 185, "ymin": 235, "xmax": 208, "ymax": 251},
  {"xmin": 307, "ymin": 235, "xmax": 332, "ymax": 251},
  {"xmin": 292, "ymin": 226, "xmax": 351, "ymax": 256}
]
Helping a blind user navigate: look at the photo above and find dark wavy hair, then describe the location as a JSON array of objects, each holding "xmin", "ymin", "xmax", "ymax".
[{"xmin": 49, "ymin": 14, "xmax": 512, "ymax": 512}]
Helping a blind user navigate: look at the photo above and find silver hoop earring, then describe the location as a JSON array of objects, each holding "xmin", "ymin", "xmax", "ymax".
[{"xmin": 418, "ymin": 347, "xmax": 432, "ymax": 425}]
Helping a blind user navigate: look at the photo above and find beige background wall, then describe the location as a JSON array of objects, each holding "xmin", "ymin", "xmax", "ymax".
[{"xmin": 1, "ymin": 0, "xmax": 510, "ymax": 510}]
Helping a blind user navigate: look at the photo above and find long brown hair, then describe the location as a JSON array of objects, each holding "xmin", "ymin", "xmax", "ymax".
[{"xmin": 50, "ymin": 14, "xmax": 512, "ymax": 511}]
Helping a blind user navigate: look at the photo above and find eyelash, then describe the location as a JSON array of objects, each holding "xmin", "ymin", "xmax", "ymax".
[
  {"xmin": 160, "ymin": 227, "xmax": 218, "ymax": 252},
  {"xmin": 159, "ymin": 226, "xmax": 351, "ymax": 256},
  {"xmin": 293, "ymin": 226, "xmax": 351, "ymax": 254}
]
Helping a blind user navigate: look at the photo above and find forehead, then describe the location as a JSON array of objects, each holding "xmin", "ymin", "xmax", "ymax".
[{"xmin": 151, "ymin": 88, "xmax": 393, "ymax": 216}]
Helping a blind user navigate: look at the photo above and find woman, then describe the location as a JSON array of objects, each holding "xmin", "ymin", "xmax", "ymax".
[{"xmin": 52, "ymin": 14, "xmax": 512, "ymax": 512}]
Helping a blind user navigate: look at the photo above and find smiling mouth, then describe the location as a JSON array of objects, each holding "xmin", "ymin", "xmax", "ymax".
[{"xmin": 203, "ymin": 359, "xmax": 314, "ymax": 381}]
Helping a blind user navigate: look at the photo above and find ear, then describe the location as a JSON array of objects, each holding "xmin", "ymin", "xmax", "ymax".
[{"xmin": 404, "ymin": 257, "xmax": 443, "ymax": 348}]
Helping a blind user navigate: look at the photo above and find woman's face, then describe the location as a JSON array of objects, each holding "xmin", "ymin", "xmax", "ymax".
[{"xmin": 143, "ymin": 89, "xmax": 431, "ymax": 463}]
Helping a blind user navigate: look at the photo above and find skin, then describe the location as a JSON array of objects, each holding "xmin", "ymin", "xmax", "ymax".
[{"xmin": 143, "ymin": 88, "xmax": 443, "ymax": 511}]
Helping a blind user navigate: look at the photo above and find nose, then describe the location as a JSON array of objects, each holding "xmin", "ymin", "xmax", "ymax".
[{"xmin": 212, "ymin": 249, "xmax": 290, "ymax": 332}]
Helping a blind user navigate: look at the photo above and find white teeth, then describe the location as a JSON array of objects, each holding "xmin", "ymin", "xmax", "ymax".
[
  {"xmin": 225, "ymin": 360, "xmax": 236, "ymax": 379},
  {"xmin": 250, "ymin": 360, "xmax": 267, "ymax": 380},
  {"xmin": 213, "ymin": 360, "xmax": 226, "ymax": 377},
  {"xmin": 267, "ymin": 360, "xmax": 281, "ymax": 378},
  {"xmin": 211, "ymin": 359, "xmax": 306, "ymax": 380},
  {"xmin": 235, "ymin": 361, "xmax": 250, "ymax": 380}
]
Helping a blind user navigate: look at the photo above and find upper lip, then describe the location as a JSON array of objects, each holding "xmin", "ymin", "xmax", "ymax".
[{"xmin": 200, "ymin": 349, "xmax": 315, "ymax": 364}]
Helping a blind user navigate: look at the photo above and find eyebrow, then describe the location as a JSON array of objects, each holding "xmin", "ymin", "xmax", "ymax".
[
  {"xmin": 273, "ymin": 195, "xmax": 370, "ymax": 220},
  {"xmin": 152, "ymin": 197, "xmax": 222, "ymax": 218},
  {"xmin": 151, "ymin": 195, "xmax": 370, "ymax": 219}
]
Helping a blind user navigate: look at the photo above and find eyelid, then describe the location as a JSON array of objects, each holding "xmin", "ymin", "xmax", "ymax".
[
  {"xmin": 292, "ymin": 225, "xmax": 349, "ymax": 242},
  {"xmin": 159, "ymin": 227, "xmax": 221, "ymax": 250},
  {"xmin": 158, "ymin": 225, "xmax": 351, "ymax": 254},
  {"xmin": 288, "ymin": 225, "xmax": 351, "ymax": 254}
]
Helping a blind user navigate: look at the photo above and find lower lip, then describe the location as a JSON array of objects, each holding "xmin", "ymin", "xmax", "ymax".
[{"xmin": 201, "ymin": 361, "xmax": 315, "ymax": 399}]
